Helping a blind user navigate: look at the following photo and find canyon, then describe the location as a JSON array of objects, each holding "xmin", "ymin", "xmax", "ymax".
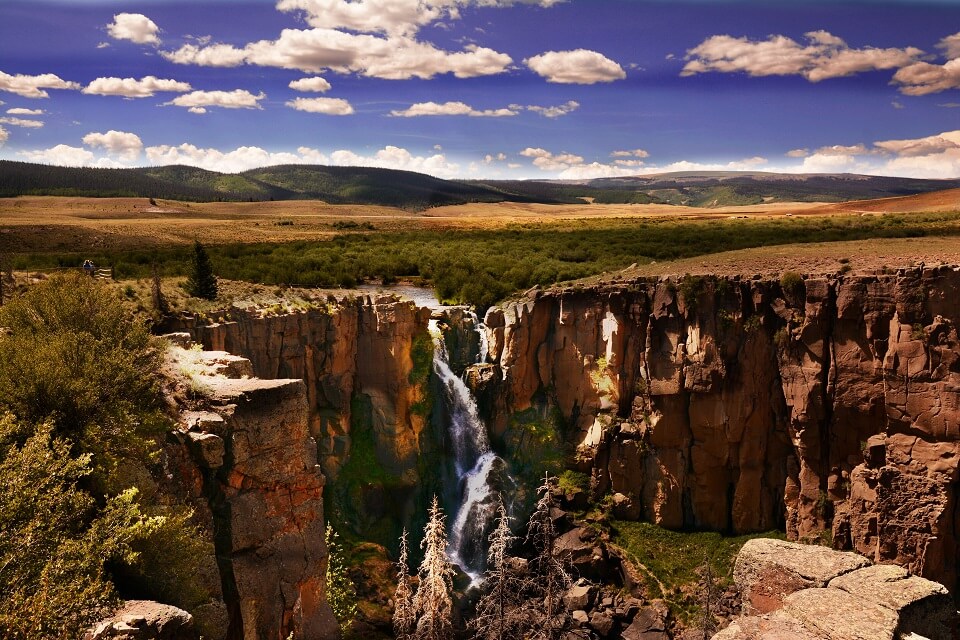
[{"xmin": 172, "ymin": 264, "xmax": 960, "ymax": 636}]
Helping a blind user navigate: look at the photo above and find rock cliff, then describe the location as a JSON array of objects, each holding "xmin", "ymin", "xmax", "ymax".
[
  {"xmin": 163, "ymin": 345, "xmax": 340, "ymax": 640},
  {"xmin": 480, "ymin": 266, "xmax": 960, "ymax": 592},
  {"xmin": 175, "ymin": 296, "xmax": 438, "ymax": 549}
]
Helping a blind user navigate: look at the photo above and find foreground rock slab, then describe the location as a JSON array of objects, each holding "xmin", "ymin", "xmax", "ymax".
[{"xmin": 715, "ymin": 540, "xmax": 958, "ymax": 640}]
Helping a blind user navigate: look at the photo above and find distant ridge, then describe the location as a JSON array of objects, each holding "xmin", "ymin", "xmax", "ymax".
[{"xmin": 2, "ymin": 160, "xmax": 960, "ymax": 209}]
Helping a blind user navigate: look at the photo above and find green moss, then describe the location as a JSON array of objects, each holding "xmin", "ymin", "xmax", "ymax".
[
  {"xmin": 409, "ymin": 332, "xmax": 434, "ymax": 418},
  {"xmin": 557, "ymin": 470, "xmax": 590, "ymax": 495},
  {"xmin": 611, "ymin": 521, "xmax": 786, "ymax": 624},
  {"xmin": 501, "ymin": 407, "xmax": 566, "ymax": 511}
]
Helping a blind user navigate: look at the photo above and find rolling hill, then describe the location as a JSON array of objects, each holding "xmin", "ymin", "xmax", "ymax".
[{"xmin": 3, "ymin": 160, "xmax": 960, "ymax": 210}]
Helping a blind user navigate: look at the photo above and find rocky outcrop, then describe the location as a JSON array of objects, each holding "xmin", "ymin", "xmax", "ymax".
[
  {"xmin": 84, "ymin": 601, "xmax": 196, "ymax": 640},
  {"xmin": 163, "ymin": 345, "xmax": 339, "ymax": 640},
  {"xmin": 173, "ymin": 296, "xmax": 437, "ymax": 548},
  {"xmin": 715, "ymin": 539, "xmax": 958, "ymax": 640},
  {"xmin": 480, "ymin": 267, "xmax": 960, "ymax": 592}
]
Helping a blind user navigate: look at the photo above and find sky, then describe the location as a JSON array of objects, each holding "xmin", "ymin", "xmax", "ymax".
[{"xmin": 1, "ymin": 0, "xmax": 960, "ymax": 179}]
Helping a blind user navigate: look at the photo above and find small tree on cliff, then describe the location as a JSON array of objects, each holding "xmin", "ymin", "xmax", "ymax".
[
  {"xmin": 393, "ymin": 528, "xmax": 415, "ymax": 640},
  {"xmin": 324, "ymin": 524, "xmax": 357, "ymax": 633},
  {"xmin": 413, "ymin": 496, "xmax": 455, "ymax": 640},
  {"xmin": 523, "ymin": 474, "xmax": 572, "ymax": 640},
  {"xmin": 469, "ymin": 497, "xmax": 527, "ymax": 640},
  {"xmin": 185, "ymin": 241, "xmax": 217, "ymax": 300}
]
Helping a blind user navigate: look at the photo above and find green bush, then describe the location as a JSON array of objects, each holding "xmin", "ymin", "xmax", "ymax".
[{"xmin": 779, "ymin": 271, "xmax": 804, "ymax": 299}]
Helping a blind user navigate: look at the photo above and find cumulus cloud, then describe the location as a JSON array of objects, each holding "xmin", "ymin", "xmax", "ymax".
[
  {"xmin": 0, "ymin": 126, "xmax": 8, "ymax": 147},
  {"xmin": 893, "ymin": 59, "xmax": 960, "ymax": 96},
  {"xmin": 19, "ymin": 144, "xmax": 97, "ymax": 167},
  {"xmin": 286, "ymin": 97, "xmax": 355, "ymax": 115},
  {"xmin": 484, "ymin": 152, "xmax": 507, "ymax": 164},
  {"xmin": 0, "ymin": 71, "xmax": 80, "ymax": 98},
  {"xmin": 682, "ymin": 31, "xmax": 922, "ymax": 84},
  {"xmin": 167, "ymin": 90, "xmax": 266, "ymax": 111},
  {"xmin": 814, "ymin": 143, "xmax": 869, "ymax": 156},
  {"xmin": 873, "ymin": 131, "xmax": 960, "ymax": 157},
  {"xmin": 107, "ymin": 13, "xmax": 161, "ymax": 45},
  {"xmin": 142, "ymin": 142, "xmax": 461, "ymax": 176},
  {"xmin": 276, "ymin": 0, "xmax": 563, "ymax": 37},
  {"xmin": 390, "ymin": 101, "xmax": 518, "ymax": 117},
  {"xmin": 786, "ymin": 148, "xmax": 810, "ymax": 158},
  {"xmin": 611, "ymin": 149, "xmax": 649, "ymax": 158},
  {"xmin": 161, "ymin": 28, "xmax": 512, "ymax": 80},
  {"xmin": 0, "ymin": 117, "xmax": 43, "ymax": 128},
  {"xmin": 519, "ymin": 147, "xmax": 584, "ymax": 170},
  {"xmin": 524, "ymin": 49, "xmax": 626, "ymax": 84},
  {"xmin": 526, "ymin": 100, "xmax": 579, "ymax": 118},
  {"xmin": 83, "ymin": 76, "xmax": 192, "ymax": 98},
  {"xmin": 7, "ymin": 108, "xmax": 43, "ymax": 115},
  {"xmin": 289, "ymin": 76, "xmax": 333, "ymax": 92},
  {"xmin": 82, "ymin": 130, "xmax": 144, "ymax": 162}
]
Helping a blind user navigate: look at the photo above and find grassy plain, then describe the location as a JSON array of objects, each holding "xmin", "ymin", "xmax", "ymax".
[{"xmin": 4, "ymin": 190, "xmax": 960, "ymax": 307}]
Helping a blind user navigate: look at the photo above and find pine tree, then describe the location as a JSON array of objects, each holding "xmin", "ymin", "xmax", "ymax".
[
  {"xmin": 393, "ymin": 529, "xmax": 416, "ymax": 640},
  {"xmin": 413, "ymin": 496, "xmax": 455, "ymax": 640},
  {"xmin": 523, "ymin": 474, "xmax": 572, "ymax": 640},
  {"xmin": 469, "ymin": 497, "xmax": 526, "ymax": 640},
  {"xmin": 186, "ymin": 241, "xmax": 217, "ymax": 300}
]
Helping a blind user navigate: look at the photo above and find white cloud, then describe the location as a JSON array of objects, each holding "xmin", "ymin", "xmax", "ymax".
[
  {"xmin": 786, "ymin": 148, "xmax": 809, "ymax": 158},
  {"xmin": 873, "ymin": 131, "xmax": 960, "ymax": 157},
  {"xmin": 286, "ymin": 97, "xmax": 355, "ymax": 115},
  {"xmin": 141, "ymin": 142, "xmax": 461, "ymax": 176},
  {"xmin": 682, "ymin": 31, "xmax": 922, "ymax": 84},
  {"xmin": 0, "ymin": 117, "xmax": 43, "ymax": 128},
  {"xmin": 390, "ymin": 101, "xmax": 518, "ymax": 117},
  {"xmin": 82, "ymin": 130, "xmax": 144, "ymax": 162},
  {"xmin": 519, "ymin": 147, "xmax": 584, "ymax": 170},
  {"xmin": 276, "ymin": 0, "xmax": 563, "ymax": 37},
  {"xmin": 189, "ymin": 107, "xmax": 207, "ymax": 115},
  {"xmin": 0, "ymin": 126, "xmax": 8, "ymax": 147},
  {"xmin": 19, "ymin": 144, "xmax": 97, "ymax": 167},
  {"xmin": 484, "ymin": 152, "xmax": 507, "ymax": 164},
  {"xmin": 814, "ymin": 143, "xmax": 869, "ymax": 156},
  {"xmin": 97, "ymin": 42, "xmax": 111, "ymax": 49},
  {"xmin": 0, "ymin": 71, "xmax": 79, "ymax": 98},
  {"xmin": 6, "ymin": 108, "xmax": 43, "ymax": 115},
  {"xmin": 107, "ymin": 13, "xmax": 161, "ymax": 45},
  {"xmin": 525, "ymin": 49, "xmax": 626, "ymax": 84},
  {"xmin": 611, "ymin": 148, "xmax": 649, "ymax": 158},
  {"xmin": 556, "ymin": 162, "xmax": 637, "ymax": 179},
  {"xmin": 289, "ymin": 76, "xmax": 333, "ymax": 92},
  {"xmin": 893, "ymin": 59, "xmax": 960, "ymax": 96},
  {"xmin": 613, "ymin": 159, "xmax": 644, "ymax": 167},
  {"xmin": 937, "ymin": 31, "xmax": 960, "ymax": 60},
  {"xmin": 161, "ymin": 28, "xmax": 512, "ymax": 80},
  {"xmin": 526, "ymin": 100, "xmax": 579, "ymax": 118},
  {"xmin": 83, "ymin": 76, "xmax": 192, "ymax": 98},
  {"xmin": 167, "ymin": 90, "xmax": 266, "ymax": 111}
]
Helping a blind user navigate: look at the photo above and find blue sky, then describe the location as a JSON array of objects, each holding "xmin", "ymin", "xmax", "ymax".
[{"xmin": 1, "ymin": 0, "xmax": 960, "ymax": 179}]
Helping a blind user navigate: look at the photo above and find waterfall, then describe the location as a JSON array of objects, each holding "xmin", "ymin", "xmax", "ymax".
[{"xmin": 431, "ymin": 317, "xmax": 511, "ymax": 580}]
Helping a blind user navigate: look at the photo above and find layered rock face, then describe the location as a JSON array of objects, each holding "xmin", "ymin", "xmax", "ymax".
[
  {"xmin": 177, "ymin": 296, "xmax": 437, "ymax": 547},
  {"xmin": 163, "ymin": 346, "xmax": 340, "ymax": 640},
  {"xmin": 480, "ymin": 267, "xmax": 960, "ymax": 592}
]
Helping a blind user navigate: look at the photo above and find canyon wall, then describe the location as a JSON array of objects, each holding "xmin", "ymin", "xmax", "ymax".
[
  {"xmin": 179, "ymin": 296, "xmax": 439, "ymax": 548},
  {"xmin": 480, "ymin": 266, "xmax": 960, "ymax": 592},
  {"xmin": 162, "ymin": 345, "xmax": 340, "ymax": 640}
]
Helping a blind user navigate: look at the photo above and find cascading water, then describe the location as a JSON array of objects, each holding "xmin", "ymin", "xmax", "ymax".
[{"xmin": 430, "ymin": 316, "xmax": 512, "ymax": 581}]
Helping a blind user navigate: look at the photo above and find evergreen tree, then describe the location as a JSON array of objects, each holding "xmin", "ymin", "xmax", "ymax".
[
  {"xmin": 413, "ymin": 496, "xmax": 455, "ymax": 640},
  {"xmin": 324, "ymin": 524, "xmax": 357, "ymax": 634},
  {"xmin": 393, "ymin": 528, "xmax": 415, "ymax": 640},
  {"xmin": 523, "ymin": 474, "xmax": 572, "ymax": 640},
  {"xmin": 469, "ymin": 497, "xmax": 527, "ymax": 640},
  {"xmin": 186, "ymin": 241, "xmax": 217, "ymax": 300}
]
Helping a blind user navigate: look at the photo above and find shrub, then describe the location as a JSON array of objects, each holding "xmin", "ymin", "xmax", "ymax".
[{"xmin": 779, "ymin": 271, "xmax": 804, "ymax": 299}]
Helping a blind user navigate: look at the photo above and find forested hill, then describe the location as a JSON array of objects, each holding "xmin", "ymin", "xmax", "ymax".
[
  {"xmin": 3, "ymin": 160, "xmax": 960, "ymax": 209},
  {"xmin": 0, "ymin": 161, "xmax": 550, "ymax": 209}
]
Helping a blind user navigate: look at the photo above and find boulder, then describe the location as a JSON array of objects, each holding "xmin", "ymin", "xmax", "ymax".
[
  {"xmin": 563, "ymin": 582, "xmax": 595, "ymax": 611},
  {"xmin": 84, "ymin": 601, "xmax": 196, "ymax": 640}
]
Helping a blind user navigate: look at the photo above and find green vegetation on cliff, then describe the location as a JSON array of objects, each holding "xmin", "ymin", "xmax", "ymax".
[{"xmin": 0, "ymin": 275, "xmax": 207, "ymax": 638}]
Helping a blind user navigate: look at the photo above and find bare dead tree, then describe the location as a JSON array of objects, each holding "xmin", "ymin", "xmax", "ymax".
[
  {"xmin": 413, "ymin": 496, "xmax": 455, "ymax": 640},
  {"xmin": 393, "ymin": 528, "xmax": 416, "ymax": 640},
  {"xmin": 523, "ymin": 474, "xmax": 572, "ymax": 640},
  {"xmin": 698, "ymin": 556, "xmax": 719, "ymax": 640},
  {"xmin": 151, "ymin": 263, "xmax": 170, "ymax": 319},
  {"xmin": 469, "ymin": 497, "xmax": 527, "ymax": 640}
]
